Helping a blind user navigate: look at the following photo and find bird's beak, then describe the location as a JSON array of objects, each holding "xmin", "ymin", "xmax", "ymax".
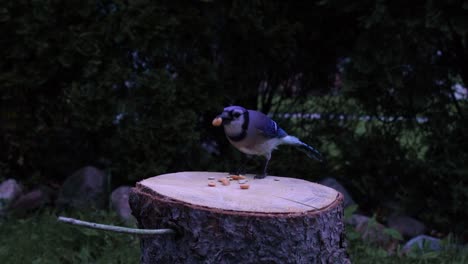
[
  {"xmin": 212, "ymin": 111, "xmax": 231, "ymax": 127},
  {"xmin": 219, "ymin": 111, "xmax": 232, "ymax": 124}
]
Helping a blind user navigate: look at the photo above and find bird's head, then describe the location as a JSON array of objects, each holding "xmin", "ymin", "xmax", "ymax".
[{"xmin": 213, "ymin": 106, "xmax": 248, "ymax": 127}]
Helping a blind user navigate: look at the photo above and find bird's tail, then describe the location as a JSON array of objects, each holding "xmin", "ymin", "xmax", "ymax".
[{"xmin": 282, "ymin": 136, "xmax": 324, "ymax": 162}]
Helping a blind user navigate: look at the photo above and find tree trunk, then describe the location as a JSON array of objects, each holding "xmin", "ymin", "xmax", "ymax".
[{"xmin": 129, "ymin": 172, "xmax": 350, "ymax": 264}]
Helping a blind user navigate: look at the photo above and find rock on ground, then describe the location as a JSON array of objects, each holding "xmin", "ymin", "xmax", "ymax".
[
  {"xmin": 387, "ymin": 215, "xmax": 426, "ymax": 238},
  {"xmin": 111, "ymin": 186, "xmax": 133, "ymax": 221},
  {"xmin": 11, "ymin": 188, "xmax": 52, "ymax": 215},
  {"xmin": 403, "ymin": 235, "xmax": 441, "ymax": 253},
  {"xmin": 57, "ymin": 166, "xmax": 108, "ymax": 209},
  {"xmin": 0, "ymin": 179, "xmax": 23, "ymax": 214},
  {"xmin": 348, "ymin": 214, "xmax": 399, "ymax": 252},
  {"xmin": 345, "ymin": 213, "xmax": 369, "ymax": 227}
]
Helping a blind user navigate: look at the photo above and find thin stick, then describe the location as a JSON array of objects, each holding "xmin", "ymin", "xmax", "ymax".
[{"xmin": 58, "ymin": 216, "xmax": 176, "ymax": 235}]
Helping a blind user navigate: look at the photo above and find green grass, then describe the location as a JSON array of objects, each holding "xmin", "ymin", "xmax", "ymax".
[
  {"xmin": 0, "ymin": 210, "xmax": 139, "ymax": 264},
  {"xmin": 349, "ymin": 239, "xmax": 468, "ymax": 264},
  {"xmin": 347, "ymin": 226, "xmax": 468, "ymax": 264},
  {"xmin": 350, "ymin": 239, "xmax": 468, "ymax": 263},
  {"xmin": 344, "ymin": 205, "xmax": 468, "ymax": 264},
  {"xmin": 1, "ymin": 210, "xmax": 467, "ymax": 263}
]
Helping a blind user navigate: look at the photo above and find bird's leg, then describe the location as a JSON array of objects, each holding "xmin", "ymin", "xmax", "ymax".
[
  {"xmin": 255, "ymin": 155, "xmax": 270, "ymax": 179},
  {"xmin": 229, "ymin": 155, "xmax": 251, "ymax": 175}
]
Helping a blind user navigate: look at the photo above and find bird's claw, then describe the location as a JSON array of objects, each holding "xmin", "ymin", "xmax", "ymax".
[{"xmin": 229, "ymin": 167, "xmax": 246, "ymax": 175}]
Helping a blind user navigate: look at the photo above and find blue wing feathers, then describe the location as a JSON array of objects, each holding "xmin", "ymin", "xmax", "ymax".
[
  {"xmin": 276, "ymin": 127, "xmax": 288, "ymax": 138},
  {"xmin": 250, "ymin": 110, "xmax": 287, "ymax": 138},
  {"xmin": 259, "ymin": 118, "xmax": 287, "ymax": 138}
]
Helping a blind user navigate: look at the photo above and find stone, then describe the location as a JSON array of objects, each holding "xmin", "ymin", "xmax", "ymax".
[
  {"xmin": 347, "ymin": 214, "xmax": 398, "ymax": 252},
  {"xmin": 319, "ymin": 177, "xmax": 355, "ymax": 207},
  {"xmin": 345, "ymin": 213, "xmax": 370, "ymax": 227},
  {"xmin": 11, "ymin": 188, "xmax": 52, "ymax": 214},
  {"xmin": 0, "ymin": 179, "xmax": 23, "ymax": 213},
  {"xmin": 57, "ymin": 166, "xmax": 108, "ymax": 209},
  {"xmin": 110, "ymin": 186, "xmax": 133, "ymax": 221},
  {"xmin": 355, "ymin": 217, "xmax": 395, "ymax": 248},
  {"xmin": 402, "ymin": 235, "xmax": 441, "ymax": 253},
  {"xmin": 387, "ymin": 215, "xmax": 426, "ymax": 238}
]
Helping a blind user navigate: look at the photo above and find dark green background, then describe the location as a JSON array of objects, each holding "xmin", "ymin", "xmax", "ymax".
[{"xmin": 1, "ymin": 0, "xmax": 467, "ymax": 239}]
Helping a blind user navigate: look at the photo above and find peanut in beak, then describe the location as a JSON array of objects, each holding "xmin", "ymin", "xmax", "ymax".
[{"xmin": 212, "ymin": 117, "xmax": 222, "ymax": 127}]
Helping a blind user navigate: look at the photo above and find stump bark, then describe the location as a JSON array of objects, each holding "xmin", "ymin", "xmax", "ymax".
[{"xmin": 129, "ymin": 172, "xmax": 350, "ymax": 264}]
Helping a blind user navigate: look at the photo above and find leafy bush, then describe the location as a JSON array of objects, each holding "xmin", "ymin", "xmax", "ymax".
[
  {"xmin": 1, "ymin": 0, "xmax": 467, "ymax": 240},
  {"xmin": 0, "ymin": 0, "xmax": 225, "ymax": 184}
]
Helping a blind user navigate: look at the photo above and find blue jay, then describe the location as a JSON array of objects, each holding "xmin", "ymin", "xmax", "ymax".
[{"xmin": 213, "ymin": 105, "xmax": 323, "ymax": 179}]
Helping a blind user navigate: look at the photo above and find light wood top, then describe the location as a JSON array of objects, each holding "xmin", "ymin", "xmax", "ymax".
[{"xmin": 139, "ymin": 171, "xmax": 339, "ymax": 213}]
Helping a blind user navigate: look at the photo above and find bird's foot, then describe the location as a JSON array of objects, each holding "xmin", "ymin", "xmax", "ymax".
[
  {"xmin": 228, "ymin": 168, "xmax": 246, "ymax": 175},
  {"xmin": 254, "ymin": 173, "xmax": 267, "ymax": 179}
]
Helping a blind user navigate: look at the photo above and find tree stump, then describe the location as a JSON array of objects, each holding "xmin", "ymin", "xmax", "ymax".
[{"xmin": 129, "ymin": 172, "xmax": 350, "ymax": 264}]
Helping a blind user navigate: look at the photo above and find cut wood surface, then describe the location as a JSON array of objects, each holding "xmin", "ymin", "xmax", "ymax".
[
  {"xmin": 130, "ymin": 171, "xmax": 350, "ymax": 264},
  {"xmin": 138, "ymin": 171, "xmax": 339, "ymax": 214}
]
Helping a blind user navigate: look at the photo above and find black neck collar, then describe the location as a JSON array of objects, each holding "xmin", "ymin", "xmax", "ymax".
[{"xmin": 227, "ymin": 111, "xmax": 249, "ymax": 142}]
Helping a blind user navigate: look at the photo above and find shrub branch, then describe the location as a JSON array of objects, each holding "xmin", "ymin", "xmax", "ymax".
[{"xmin": 58, "ymin": 216, "xmax": 175, "ymax": 235}]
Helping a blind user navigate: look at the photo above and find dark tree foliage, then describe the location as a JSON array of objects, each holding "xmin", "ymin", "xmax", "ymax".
[
  {"xmin": 1, "ymin": 0, "xmax": 225, "ymax": 183},
  {"xmin": 1, "ymin": 0, "xmax": 467, "ymax": 237},
  {"xmin": 315, "ymin": 0, "xmax": 468, "ymax": 237}
]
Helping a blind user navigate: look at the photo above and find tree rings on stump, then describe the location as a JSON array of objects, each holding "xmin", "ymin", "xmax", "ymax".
[{"xmin": 130, "ymin": 171, "xmax": 350, "ymax": 263}]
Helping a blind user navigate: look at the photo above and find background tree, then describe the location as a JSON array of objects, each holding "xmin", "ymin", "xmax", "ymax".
[{"xmin": 1, "ymin": 0, "xmax": 467, "ymax": 239}]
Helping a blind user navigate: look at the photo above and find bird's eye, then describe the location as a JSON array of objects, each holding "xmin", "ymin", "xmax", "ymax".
[{"xmin": 233, "ymin": 112, "xmax": 241, "ymax": 118}]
